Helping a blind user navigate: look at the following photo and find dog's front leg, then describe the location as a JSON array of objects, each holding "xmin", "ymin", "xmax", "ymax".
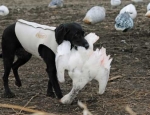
[
  {"xmin": 46, "ymin": 67, "xmax": 63, "ymax": 99},
  {"xmin": 38, "ymin": 45, "xmax": 63, "ymax": 99}
]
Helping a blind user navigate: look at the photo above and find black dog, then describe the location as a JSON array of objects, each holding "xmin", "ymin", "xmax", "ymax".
[{"xmin": 1, "ymin": 20, "xmax": 89, "ymax": 99}]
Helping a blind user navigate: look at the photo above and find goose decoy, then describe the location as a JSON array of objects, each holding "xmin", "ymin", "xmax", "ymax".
[
  {"xmin": 115, "ymin": 12, "xmax": 134, "ymax": 32},
  {"xmin": 0, "ymin": 5, "xmax": 9, "ymax": 16},
  {"xmin": 145, "ymin": 3, "xmax": 150, "ymax": 18},
  {"xmin": 119, "ymin": 4, "xmax": 137, "ymax": 19},
  {"xmin": 48, "ymin": 0, "xmax": 63, "ymax": 8},
  {"xmin": 83, "ymin": 6, "xmax": 106, "ymax": 24},
  {"xmin": 110, "ymin": 0, "xmax": 121, "ymax": 7}
]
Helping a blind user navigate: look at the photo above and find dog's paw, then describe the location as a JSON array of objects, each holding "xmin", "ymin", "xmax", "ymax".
[
  {"xmin": 60, "ymin": 94, "xmax": 72, "ymax": 104},
  {"xmin": 15, "ymin": 80, "xmax": 22, "ymax": 87},
  {"xmin": 1, "ymin": 91, "xmax": 15, "ymax": 98},
  {"xmin": 46, "ymin": 92, "xmax": 56, "ymax": 98}
]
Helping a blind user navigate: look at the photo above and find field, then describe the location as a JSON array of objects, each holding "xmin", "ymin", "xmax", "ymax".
[{"xmin": 0, "ymin": 0, "xmax": 150, "ymax": 114}]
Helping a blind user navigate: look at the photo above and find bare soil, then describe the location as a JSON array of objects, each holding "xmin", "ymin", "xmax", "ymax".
[{"xmin": 0, "ymin": 0, "xmax": 150, "ymax": 115}]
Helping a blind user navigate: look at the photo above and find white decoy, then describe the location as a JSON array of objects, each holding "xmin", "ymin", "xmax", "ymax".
[
  {"xmin": 115, "ymin": 12, "xmax": 134, "ymax": 32},
  {"xmin": 48, "ymin": 0, "xmax": 63, "ymax": 8},
  {"xmin": 131, "ymin": 0, "xmax": 143, "ymax": 3},
  {"xmin": 83, "ymin": 6, "xmax": 106, "ymax": 24},
  {"xmin": 110, "ymin": 0, "xmax": 121, "ymax": 7},
  {"xmin": 0, "ymin": 5, "xmax": 9, "ymax": 16},
  {"xmin": 145, "ymin": 3, "xmax": 150, "ymax": 18},
  {"xmin": 119, "ymin": 4, "xmax": 137, "ymax": 19}
]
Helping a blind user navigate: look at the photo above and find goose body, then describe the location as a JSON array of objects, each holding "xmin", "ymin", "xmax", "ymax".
[
  {"xmin": 56, "ymin": 33, "xmax": 99, "ymax": 83},
  {"xmin": 56, "ymin": 33, "xmax": 112, "ymax": 104}
]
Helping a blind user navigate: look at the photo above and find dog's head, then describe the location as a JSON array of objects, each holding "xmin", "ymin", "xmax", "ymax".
[{"xmin": 55, "ymin": 23, "xmax": 89, "ymax": 49}]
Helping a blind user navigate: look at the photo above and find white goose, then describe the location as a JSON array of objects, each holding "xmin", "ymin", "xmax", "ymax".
[
  {"xmin": 56, "ymin": 33, "xmax": 99, "ymax": 83},
  {"xmin": 83, "ymin": 6, "xmax": 106, "ymax": 24},
  {"xmin": 48, "ymin": 0, "xmax": 63, "ymax": 8},
  {"xmin": 56, "ymin": 33, "xmax": 112, "ymax": 104},
  {"xmin": 110, "ymin": 0, "xmax": 121, "ymax": 7},
  {"xmin": 0, "ymin": 5, "xmax": 9, "ymax": 16},
  {"xmin": 145, "ymin": 3, "xmax": 150, "ymax": 18}
]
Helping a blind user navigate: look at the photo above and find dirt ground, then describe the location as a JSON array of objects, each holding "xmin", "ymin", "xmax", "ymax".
[{"xmin": 0, "ymin": 0, "xmax": 150, "ymax": 115}]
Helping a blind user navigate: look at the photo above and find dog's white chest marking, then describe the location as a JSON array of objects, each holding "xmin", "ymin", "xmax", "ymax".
[{"xmin": 15, "ymin": 19, "xmax": 58, "ymax": 59}]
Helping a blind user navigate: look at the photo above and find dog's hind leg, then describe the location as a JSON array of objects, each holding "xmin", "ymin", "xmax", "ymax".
[
  {"xmin": 12, "ymin": 48, "xmax": 32, "ymax": 87},
  {"xmin": 2, "ymin": 52, "xmax": 15, "ymax": 98},
  {"xmin": 38, "ymin": 44, "xmax": 63, "ymax": 99},
  {"xmin": 1, "ymin": 23, "xmax": 21, "ymax": 98}
]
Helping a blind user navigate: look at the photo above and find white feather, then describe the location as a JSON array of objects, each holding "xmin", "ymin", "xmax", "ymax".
[
  {"xmin": 84, "ymin": 33, "xmax": 99, "ymax": 50},
  {"xmin": 55, "ymin": 41, "xmax": 71, "ymax": 82},
  {"xmin": 68, "ymin": 49, "xmax": 83, "ymax": 71}
]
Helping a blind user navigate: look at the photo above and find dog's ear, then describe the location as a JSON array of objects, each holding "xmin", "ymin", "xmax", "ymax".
[{"xmin": 55, "ymin": 24, "xmax": 68, "ymax": 45}]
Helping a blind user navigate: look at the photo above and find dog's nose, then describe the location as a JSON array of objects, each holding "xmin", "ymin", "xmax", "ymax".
[{"xmin": 85, "ymin": 43, "xmax": 89, "ymax": 49}]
